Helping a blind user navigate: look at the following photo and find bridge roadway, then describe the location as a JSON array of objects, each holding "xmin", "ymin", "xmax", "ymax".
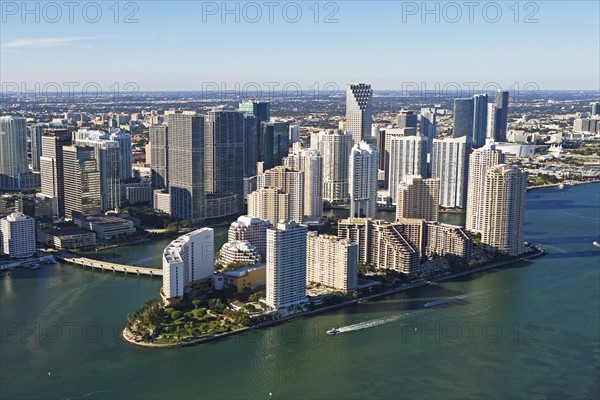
[{"xmin": 56, "ymin": 252, "xmax": 163, "ymax": 277}]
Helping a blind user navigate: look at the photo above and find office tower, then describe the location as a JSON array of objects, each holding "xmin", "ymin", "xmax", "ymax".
[
  {"xmin": 228, "ymin": 215, "xmax": 272, "ymax": 260},
  {"xmin": 167, "ymin": 113, "xmax": 205, "ymax": 221},
  {"xmin": 248, "ymin": 188, "xmax": 290, "ymax": 227},
  {"xmin": 376, "ymin": 128, "xmax": 386, "ymax": 171},
  {"xmin": 149, "ymin": 125, "xmax": 168, "ymax": 190},
  {"xmin": 472, "ymin": 94, "xmax": 488, "ymax": 148},
  {"xmin": 345, "ymin": 83, "xmax": 373, "ymax": 143},
  {"xmin": 242, "ymin": 114, "xmax": 258, "ymax": 177},
  {"xmin": 283, "ymin": 148, "xmax": 323, "ymax": 218},
  {"xmin": 313, "ymin": 129, "xmax": 353, "ymax": 203},
  {"xmin": 0, "ymin": 116, "xmax": 28, "ymax": 190},
  {"xmin": 486, "ymin": 103, "xmax": 498, "ymax": 141},
  {"xmin": 371, "ymin": 123, "xmax": 383, "ymax": 140},
  {"xmin": 420, "ymin": 107, "xmax": 437, "ymax": 141},
  {"xmin": 266, "ymin": 220, "xmax": 308, "ymax": 309},
  {"xmin": 396, "ymin": 176, "xmax": 439, "ymax": 221},
  {"xmin": 162, "ymin": 228, "xmax": 215, "ymax": 301},
  {"xmin": 480, "ymin": 165, "xmax": 527, "ymax": 256},
  {"xmin": 62, "ymin": 146, "xmax": 101, "ymax": 219},
  {"xmin": 1, "ymin": 212, "xmax": 36, "ymax": 258},
  {"xmin": 388, "ymin": 135, "xmax": 430, "ymax": 203},
  {"xmin": 261, "ymin": 121, "xmax": 289, "ymax": 169},
  {"xmin": 349, "ymin": 141, "xmax": 378, "ymax": 218},
  {"xmin": 239, "ymin": 100, "xmax": 270, "ymax": 164},
  {"xmin": 289, "ymin": 125, "xmax": 300, "ymax": 144},
  {"xmin": 494, "ymin": 90, "xmax": 509, "ymax": 142},
  {"xmin": 306, "ymin": 232, "xmax": 358, "ymax": 294},
  {"xmin": 74, "ymin": 137, "xmax": 120, "ymax": 211},
  {"xmin": 592, "ymin": 102, "xmax": 600, "ymax": 116},
  {"xmin": 431, "ymin": 136, "xmax": 470, "ymax": 208},
  {"xmin": 40, "ymin": 129, "xmax": 71, "ymax": 218},
  {"xmin": 204, "ymin": 109, "xmax": 246, "ymax": 211},
  {"xmin": 465, "ymin": 146, "xmax": 505, "ymax": 232},
  {"xmin": 256, "ymin": 166, "xmax": 304, "ymax": 223},
  {"xmin": 28, "ymin": 123, "xmax": 48, "ymax": 172},
  {"xmin": 337, "ymin": 218, "xmax": 420, "ymax": 276},
  {"xmin": 397, "ymin": 110, "xmax": 418, "ymax": 129},
  {"xmin": 453, "ymin": 98, "xmax": 474, "ymax": 141},
  {"xmin": 109, "ymin": 131, "xmax": 132, "ymax": 182}
]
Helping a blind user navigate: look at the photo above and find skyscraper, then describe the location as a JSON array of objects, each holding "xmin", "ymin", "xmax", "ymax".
[
  {"xmin": 396, "ymin": 110, "xmax": 418, "ymax": 129},
  {"xmin": 486, "ymin": 103, "xmax": 498, "ymax": 141},
  {"xmin": 420, "ymin": 107, "xmax": 437, "ymax": 141},
  {"xmin": 242, "ymin": 114, "xmax": 257, "ymax": 177},
  {"xmin": 261, "ymin": 121, "xmax": 289, "ymax": 169},
  {"xmin": 256, "ymin": 166, "xmax": 304, "ymax": 223},
  {"xmin": 40, "ymin": 128, "xmax": 71, "ymax": 218},
  {"xmin": 167, "ymin": 113, "xmax": 205, "ymax": 221},
  {"xmin": 239, "ymin": 100, "xmax": 270, "ymax": 167},
  {"xmin": 472, "ymin": 94, "xmax": 488, "ymax": 148},
  {"xmin": 453, "ymin": 98, "xmax": 474, "ymax": 141},
  {"xmin": 0, "ymin": 116, "xmax": 28, "ymax": 190},
  {"xmin": 494, "ymin": 90, "xmax": 509, "ymax": 142},
  {"xmin": 349, "ymin": 141, "xmax": 378, "ymax": 218},
  {"xmin": 591, "ymin": 102, "xmax": 600, "ymax": 116},
  {"xmin": 247, "ymin": 188, "xmax": 291, "ymax": 227},
  {"xmin": 431, "ymin": 136, "xmax": 470, "ymax": 209},
  {"xmin": 388, "ymin": 135, "xmax": 430, "ymax": 204},
  {"xmin": 306, "ymin": 232, "xmax": 358, "ymax": 294},
  {"xmin": 149, "ymin": 124, "xmax": 168, "ymax": 190},
  {"xmin": 480, "ymin": 164, "xmax": 527, "ymax": 256},
  {"xmin": 204, "ymin": 109, "xmax": 246, "ymax": 212},
  {"xmin": 109, "ymin": 131, "xmax": 133, "ymax": 182},
  {"xmin": 62, "ymin": 145, "xmax": 102, "ymax": 219},
  {"xmin": 283, "ymin": 148, "xmax": 323, "ymax": 218},
  {"xmin": 313, "ymin": 129, "xmax": 353, "ymax": 204},
  {"xmin": 345, "ymin": 83, "xmax": 373, "ymax": 143},
  {"xmin": 266, "ymin": 221, "xmax": 308, "ymax": 310},
  {"xmin": 396, "ymin": 176, "xmax": 439, "ymax": 222},
  {"xmin": 465, "ymin": 145, "xmax": 505, "ymax": 233}
]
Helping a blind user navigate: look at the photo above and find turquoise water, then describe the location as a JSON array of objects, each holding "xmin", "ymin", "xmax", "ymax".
[{"xmin": 1, "ymin": 184, "xmax": 599, "ymax": 399}]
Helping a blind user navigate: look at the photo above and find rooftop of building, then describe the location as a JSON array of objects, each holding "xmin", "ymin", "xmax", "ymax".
[{"xmin": 221, "ymin": 263, "xmax": 266, "ymax": 278}]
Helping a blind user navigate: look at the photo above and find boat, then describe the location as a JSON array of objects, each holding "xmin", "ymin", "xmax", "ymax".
[
  {"xmin": 558, "ymin": 183, "xmax": 565, "ymax": 189},
  {"xmin": 593, "ymin": 241, "xmax": 600, "ymax": 248},
  {"xmin": 327, "ymin": 328, "xmax": 341, "ymax": 335}
]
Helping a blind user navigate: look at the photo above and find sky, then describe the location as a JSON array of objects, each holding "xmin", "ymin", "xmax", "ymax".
[{"xmin": 1, "ymin": 1, "xmax": 599, "ymax": 92}]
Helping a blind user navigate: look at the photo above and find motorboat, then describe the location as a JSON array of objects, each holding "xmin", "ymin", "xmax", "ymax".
[{"xmin": 327, "ymin": 328, "xmax": 341, "ymax": 335}]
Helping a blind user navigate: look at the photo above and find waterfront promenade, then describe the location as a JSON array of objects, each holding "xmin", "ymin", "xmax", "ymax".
[{"xmin": 56, "ymin": 252, "xmax": 163, "ymax": 277}]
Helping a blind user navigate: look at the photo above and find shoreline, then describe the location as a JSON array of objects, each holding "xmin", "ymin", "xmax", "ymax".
[
  {"xmin": 121, "ymin": 246, "xmax": 547, "ymax": 350},
  {"xmin": 527, "ymin": 179, "xmax": 600, "ymax": 191}
]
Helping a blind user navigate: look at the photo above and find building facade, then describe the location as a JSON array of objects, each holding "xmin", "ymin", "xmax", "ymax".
[
  {"xmin": 431, "ymin": 136, "xmax": 470, "ymax": 209},
  {"xmin": 349, "ymin": 141, "xmax": 378, "ymax": 218},
  {"xmin": 306, "ymin": 232, "xmax": 358, "ymax": 294},
  {"xmin": 1, "ymin": 212, "xmax": 36, "ymax": 258},
  {"xmin": 313, "ymin": 129, "xmax": 353, "ymax": 204},
  {"xmin": 396, "ymin": 176, "xmax": 439, "ymax": 222},
  {"xmin": 345, "ymin": 83, "xmax": 373, "ymax": 143},
  {"xmin": 388, "ymin": 135, "xmax": 430, "ymax": 204}
]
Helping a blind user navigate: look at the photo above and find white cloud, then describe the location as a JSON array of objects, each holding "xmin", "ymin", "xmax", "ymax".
[{"xmin": 1, "ymin": 35, "xmax": 114, "ymax": 49}]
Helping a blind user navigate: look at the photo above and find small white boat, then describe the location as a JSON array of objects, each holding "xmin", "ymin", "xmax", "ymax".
[
  {"xmin": 593, "ymin": 241, "xmax": 600, "ymax": 248},
  {"xmin": 327, "ymin": 328, "xmax": 341, "ymax": 335},
  {"xmin": 558, "ymin": 183, "xmax": 565, "ymax": 189}
]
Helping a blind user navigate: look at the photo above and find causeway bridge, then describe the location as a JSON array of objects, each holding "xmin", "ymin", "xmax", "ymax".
[{"xmin": 56, "ymin": 252, "xmax": 163, "ymax": 277}]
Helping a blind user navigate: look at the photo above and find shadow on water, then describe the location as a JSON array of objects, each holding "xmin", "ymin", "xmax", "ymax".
[{"xmin": 526, "ymin": 199, "xmax": 598, "ymax": 210}]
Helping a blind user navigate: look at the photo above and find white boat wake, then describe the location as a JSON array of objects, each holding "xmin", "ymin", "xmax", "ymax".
[{"xmin": 336, "ymin": 310, "xmax": 420, "ymax": 334}]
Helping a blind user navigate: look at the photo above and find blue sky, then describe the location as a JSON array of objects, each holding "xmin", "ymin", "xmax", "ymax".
[{"xmin": 1, "ymin": 1, "xmax": 599, "ymax": 91}]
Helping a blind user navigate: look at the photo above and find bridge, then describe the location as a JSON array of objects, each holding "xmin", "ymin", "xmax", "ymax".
[{"xmin": 56, "ymin": 252, "xmax": 163, "ymax": 277}]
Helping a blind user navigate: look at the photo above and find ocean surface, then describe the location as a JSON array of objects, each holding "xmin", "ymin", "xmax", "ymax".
[{"xmin": 1, "ymin": 183, "xmax": 599, "ymax": 400}]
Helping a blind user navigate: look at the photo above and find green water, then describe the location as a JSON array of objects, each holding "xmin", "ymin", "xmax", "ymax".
[{"xmin": 1, "ymin": 184, "xmax": 599, "ymax": 399}]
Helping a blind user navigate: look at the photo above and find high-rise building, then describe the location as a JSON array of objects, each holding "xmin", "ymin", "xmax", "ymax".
[
  {"xmin": 247, "ymin": 187, "xmax": 291, "ymax": 227},
  {"xmin": 266, "ymin": 221, "xmax": 308, "ymax": 310},
  {"xmin": 494, "ymin": 90, "xmax": 510, "ymax": 142},
  {"xmin": 419, "ymin": 107, "xmax": 437, "ymax": 141},
  {"xmin": 242, "ymin": 114, "xmax": 257, "ymax": 177},
  {"xmin": 480, "ymin": 165, "xmax": 527, "ymax": 256},
  {"xmin": 289, "ymin": 125, "xmax": 300, "ymax": 144},
  {"xmin": 28, "ymin": 123, "xmax": 65, "ymax": 172},
  {"xmin": 167, "ymin": 113, "xmax": 205, "ymax": 221},
  {"xmin": 283, "ymin": 148, "xmax": 323, "ymax": 218},
  {"xmin": 431, "ymin": 136, "xmax": 470, "ymax": 208},
  {"xmin": 472, "ymin": 94, "xmax": 488, "ymax": 148},
  {"xmin": 261, "ymin": 121, "xmax": 289, "ymax": 169},
  {"xmin": 109, "ymin": 131, "xmax": 133, "ymax": 182},
  {"xmin": 149, "ymin": 125, "xmax": 168, "ymax": 190},
  {"xmin": 313, "ymin": 130, "xmax": 353, "ymax": 204},
  {"xmin": 40, "ymin": 128, "xmax": 71, "ymax": 218},
  {"xmin": 465, "ymin": 146, "xmax": 506, "ymax": 233},
  {"xmin": 0, "ymin": 116, "xmax": 28, "ymax": 190},
  {"xmin": 349, "ymin": 141, "xmax": 378, "ymax": 218},
  {"xmin": 486, "ymin": 103, "xmax": 498, "ymax": 141},
  {"xmin": 239, "ymin": 100, "xmax": 270, "ymax": 166},
  {"xmin": 1, "ymin": 212, "xmax": 36, "ymax": 258},
  {"xmin": 74, "ymin": 137, "xmax": 121, "ymax": 211},
  {"xmin": 591, "ymin": 102, "xmax": 600, "ymax": 116},
  {"xmin": 345, "ymin": 83, "xmax": 373, "ymax": 143},
  {"xmin": 396, "ymin": 176, "xmax": 439, "ymax": 222},
  {"xmin": 204, "ymin": 109, "xmax": 246, "ymax": 212},
  {"xmin": 256, "ymin": 166, "xmax": 304, "ymax": 223},
  {"xmin": 62, "ymin": 145, "xmax": 102, "ymax": 219},
  {"xmin": 453, "ymin": 98, "xmax": 474, "ymax": 141},
  {"xmin": 162, "ymin": 228, "xmax": 215, "ymax": 302},
  {"xmin": 228, "ymin": 215, "xmax": 272, "ymax": 260},
  {"xmin": 306, "ymin": 232, "xmax": 358, "ymax": 294},
  {"xmin": 397, "ymin": 110, "xmax": 418, "ymax": 129},
  {"xmin": 388, "ymin": 135, "xmax": 430, "ymax": 203}
]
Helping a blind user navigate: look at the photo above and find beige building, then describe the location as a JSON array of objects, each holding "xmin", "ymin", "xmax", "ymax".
[
  {"xmin": 62, "ymin": 145, "xmax": 101, "ymax": 220},
  {"xmin": 256, "ymin": 166, "xmax": 304, "ymax": 223},
  {"xmin": 227, "ymin": 215, "xmax": 271, "ymax": 260},
  {"xmin": 396, "ymin": 176, "xmax": 439, "ymax": 222},
  {"xmin": 306, "ymin": 232, "xmax": 358, "ymax": 294},
  {"xmin": 219, "ymin": 240, "xmax": 261, "ymax": 266},
  {"xmin": 480, "ymin": 164, "xmax": 528, "ymax": 256},
  {"xmin": 248, "ymin": 188, "xmax": 291, "ymax": 227},
  {"xmin": 283, "ymin": 147, "xmax": 323, "ymax": 218}
]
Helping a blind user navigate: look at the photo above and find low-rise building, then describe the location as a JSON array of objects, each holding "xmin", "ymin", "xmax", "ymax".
[
  {"xmin": 214, "ymin": 263, "xmax": 266, "ymax": 292},
  {"xmin": 37, "ymin": 226, "xmax": 97, "ymax": 250},
  {"xmin": 219, "ymin": 240, "xmax": 261, "ymax": 266},
  {"xmin": 153, "ymin": 190, "xmax": 171, "ymax": 215},
  {"xmin": 72, "ymin": 213, "xmax": 135, "ymax": 241}
]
